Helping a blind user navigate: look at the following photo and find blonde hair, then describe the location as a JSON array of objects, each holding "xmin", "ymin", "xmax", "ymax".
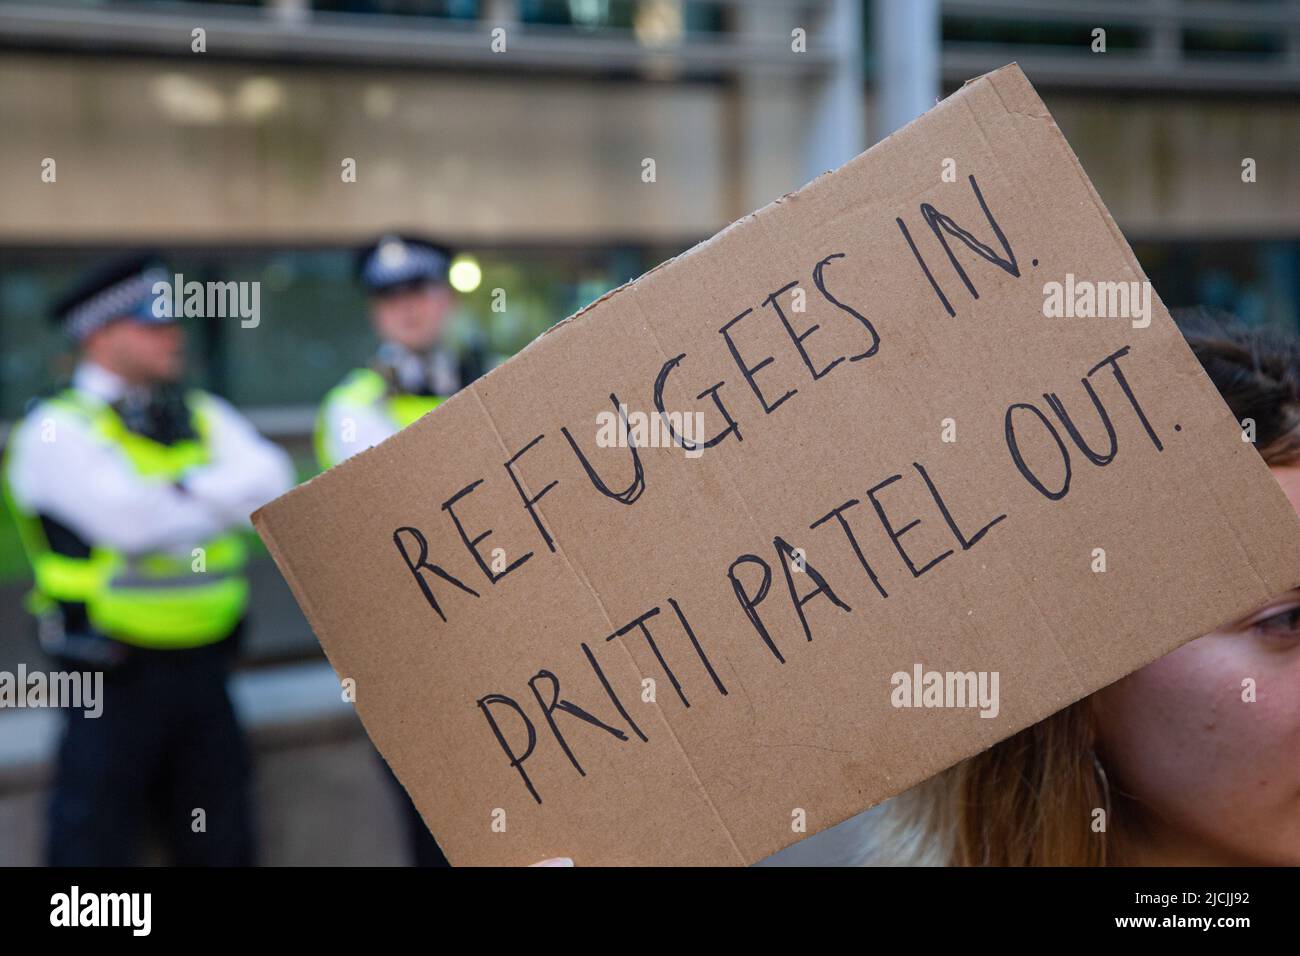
[
  {"xmin": 863, "ymin": 698, "xmax": 1114, "ymax": 865},
  {"xmin": 864, "ymin": 313, "xmax": 1300, "ymax": 866}
]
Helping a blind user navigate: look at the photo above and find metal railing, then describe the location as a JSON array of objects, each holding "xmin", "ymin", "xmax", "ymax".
[
  {"xmin": 941, "ymin": 0, "xmax": 1300, "ymax": 92},
  {"xmin": 0, "ymin": 0, "xmax": 841, "ymax": 78},
  {"xmin": 1, "ymin": 0, "xmax": 1297, "ymax": 90}
]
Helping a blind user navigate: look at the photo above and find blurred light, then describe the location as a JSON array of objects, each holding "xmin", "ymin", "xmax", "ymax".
[
  {"xmin": 152, "ymin": 74, "xmax": 226, "ymax": 125},
  {"xmin": 570, "ymin": 0, "xmax": 610, "ymax": 30},
  {"xmin": 634, "ymin": 0, "xmax": 683, "ymax": 48},
  {"xmin": 234, "ymin": 77, "xmax": 286, "ymax": 121},
  {"xmin": 449, "ymin": 256, "xmax": 482, "ymax": 293},
  {"xmin": 364, "ymin": 84, "xmax": 396, "ymax": 119}
]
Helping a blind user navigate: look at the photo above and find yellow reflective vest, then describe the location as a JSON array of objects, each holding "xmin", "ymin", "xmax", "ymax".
[
  {"xmin": 314, "ymin": 367, "xmax": 443, "ymax": 471},
  {"xmin": 2, "ymin": 388, "xmax": 249, "ymax": 649}
]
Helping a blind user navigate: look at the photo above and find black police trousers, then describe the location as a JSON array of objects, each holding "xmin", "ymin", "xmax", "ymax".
[{"xmin": 46, "ymin": 639, "xmax": 254, "ymax": 866}]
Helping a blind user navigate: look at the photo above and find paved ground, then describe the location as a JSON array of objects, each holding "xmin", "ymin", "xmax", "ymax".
[{"xmin": 0, "ymin": 660, "xmax": 410, "ymax": 866}]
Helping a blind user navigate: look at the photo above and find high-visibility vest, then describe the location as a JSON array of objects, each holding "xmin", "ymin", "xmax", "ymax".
[
  {"xmin": 314, "ymin": 367, "xmax": 443, "ymax": 470},
  {"xmin": 1, "ymin": 388, "xmax": 249, "ymax": 649}
]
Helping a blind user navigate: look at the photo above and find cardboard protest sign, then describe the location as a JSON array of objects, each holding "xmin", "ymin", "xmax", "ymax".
[{"xmin": 254, "ymin": 64, "xmax": 1300, "ymax": 866}]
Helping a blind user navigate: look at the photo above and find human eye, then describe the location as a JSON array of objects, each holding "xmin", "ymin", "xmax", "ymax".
[{"xmin": 1243, "ymin": 601, "xmax": 1300, "ymax": 646}]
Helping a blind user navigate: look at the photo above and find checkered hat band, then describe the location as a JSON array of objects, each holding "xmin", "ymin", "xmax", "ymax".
[
  {"xmin": 64, "ymin": 270, "xmax": 169, "ymax": 340},
  {"xmin": 363, "ymin": 245, "xmax": 448, "ymax": 290}
]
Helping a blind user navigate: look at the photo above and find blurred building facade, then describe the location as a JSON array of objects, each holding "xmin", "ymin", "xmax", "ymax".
[
  {"xmin": 0, "ymin": 0, "xmax": 1298, "ymax": 865},
  {"xmin": 2, "ymin": 1, "xmax": 1298, "ymax": 415}
]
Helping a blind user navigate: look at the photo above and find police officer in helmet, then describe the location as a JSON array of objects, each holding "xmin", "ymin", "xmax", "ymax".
[
  {"xmin": 316, "ymin": 234, "xmax": 485, "ymax": 469},
  {"xmin": 3, "ymin": 253, "xmax": 294, "ymax": 865},
  {"xmin": 316, "ymin": 234, "xmax": 485, "ymax": 865}
]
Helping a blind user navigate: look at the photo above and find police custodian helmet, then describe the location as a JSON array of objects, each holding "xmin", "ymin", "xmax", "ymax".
[
  {"xmin": 354, "ymin": 234, "xmax": 452, "ymax": 296},
  {"xmin": 52, "ymin": 252, "xmax": 174, "ymax": 342}
]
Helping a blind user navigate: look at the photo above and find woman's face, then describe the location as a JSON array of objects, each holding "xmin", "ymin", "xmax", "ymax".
[{"xmin": 1095, "ymin": 464, "xmax": 1300, "ymax": 866}]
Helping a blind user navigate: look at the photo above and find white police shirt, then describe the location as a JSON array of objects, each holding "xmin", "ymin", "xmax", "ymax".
[
  {"xmin": 6, "ymin": 362, "xmax": 295, "ymax": 557},
  {"xmin": 318, "ymin": 343, "xmax": 460, "ymax": 467}
]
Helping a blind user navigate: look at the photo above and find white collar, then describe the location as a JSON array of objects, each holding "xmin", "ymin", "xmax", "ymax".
[
  {"xmin": 72, "ymin": 362, "xmax": 131, "ymax": 404},
  {"xmin": 376, "ymin": 341, "xmax": 458, "ymax": 395}
]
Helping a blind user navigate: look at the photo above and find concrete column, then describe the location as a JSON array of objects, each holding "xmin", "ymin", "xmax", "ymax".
[
  {"xmin": 804, "ymin": 0, "xmax": 866, "ymax": 181},
  {"xmin": 872, "ymin": 0, "xmax": 940, "ymax": 139}
]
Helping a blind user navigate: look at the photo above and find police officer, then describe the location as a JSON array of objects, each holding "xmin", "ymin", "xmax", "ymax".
[
  {"xmin": 316, "ymin": 234, "xmax": 484, "ymax": 469},
  {"xmin": 317, "ymin": 234, "xmax": 484, "ymax": 866},
  {"xmin": 3, "ymin": 253, "xmax": 294, "ymax": 865}
]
